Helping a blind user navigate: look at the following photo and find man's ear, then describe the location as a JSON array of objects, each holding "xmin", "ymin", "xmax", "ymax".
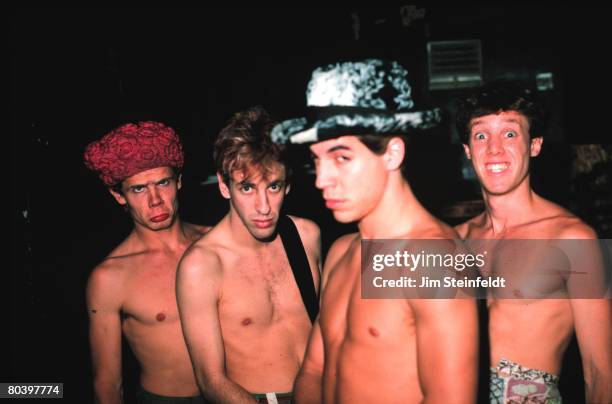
[
  {"xmin": 463, "ymin": 143, "xmax": 472, "ymax": 159},
  {"xmin": 109, "ymin": 187, "xmax": 127, "ymax": 206},
  {"xmin": 217, "ymin": 172, "xmax": 231, "ymax": 199},
  {"xmin": 383, "ymin": 137, "xmax": 405, "ymax": 170},
  {"xmin": 177, "ymin": 173, "xmax": 182, "ymax": 190},
  {"xmin": 284, "ymin": 182, "xmax": 291, "ymax": 195},
  {"xmin": 530, "ymin": 136, "xmax": 543, "ymax": 157}
]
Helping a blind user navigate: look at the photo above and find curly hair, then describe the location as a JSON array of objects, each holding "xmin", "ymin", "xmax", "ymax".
[
  {"xmin": 456, "ymin": 81, "xmax": 546, "ymax": 144},
  {"xmin": 214, "ymin": 106, "xmax": 287, "ymax": 184}
]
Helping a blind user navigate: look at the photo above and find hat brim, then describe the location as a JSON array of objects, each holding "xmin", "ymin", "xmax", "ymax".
[{"xmin": 271, "ymin": 107, "xmax": 442, "ymax": 145}]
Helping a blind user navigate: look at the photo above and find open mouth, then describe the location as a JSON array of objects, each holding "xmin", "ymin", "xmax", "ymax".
[{"xmin": 485, "ymin": 162, "xmax": 509, "ymax": 174}]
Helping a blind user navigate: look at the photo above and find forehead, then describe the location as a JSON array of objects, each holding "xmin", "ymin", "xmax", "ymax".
[
  {"xmin": 469, "ymin": 111, "xmax": 529, "ymax": 130},
  {"xmin": 123, "ymin": 166, "xmax": 174, "ymax": 186},
  {"xmin": 310, "ymin": 136, "xmax": 370, "ymax": 156},
  {"xmin": 230, "ymin": 161, "xmax": 286, "ymax": 183}
]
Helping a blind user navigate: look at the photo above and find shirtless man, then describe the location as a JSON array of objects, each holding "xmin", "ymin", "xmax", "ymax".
[
  {"xmin": 454, "ymin": 81, "xmax": 612, "ymax": 403},
  {"xmin": 272, "ymin": 59, "xmax": 478, "ymax": 403},
  {"xmin": 84, "ymin": 121, "xmax": 210, "ymax": 404},
  {"xmin": 176, "ymin": 106, "xmax": 321, "ymax": 404}
]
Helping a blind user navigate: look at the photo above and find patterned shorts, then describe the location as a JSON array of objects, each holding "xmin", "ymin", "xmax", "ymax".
[{"xmin": 490, "ymin": 358, "xmax": 561, "ymax": 404}]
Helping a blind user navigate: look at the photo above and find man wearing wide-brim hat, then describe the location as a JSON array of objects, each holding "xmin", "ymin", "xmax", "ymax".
[{"xmin": 272, "ymin": 59, "xmax": 478, "ymax": 403}]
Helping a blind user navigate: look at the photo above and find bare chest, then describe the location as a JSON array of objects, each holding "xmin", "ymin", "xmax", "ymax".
[
  {"xmin": 219, "ymin": 247, "xmax": 307, "ymax": 327},
  {"xmin": 321, "ymin": 247, "xmax": 414, "ymax": 344},
  {"xmin": 467, "ymin": 239, "xmax": 570, "ymax": 298},
  {"xmin": 121, "ymin": 255, "xmax": 182, "ymax": 325}
]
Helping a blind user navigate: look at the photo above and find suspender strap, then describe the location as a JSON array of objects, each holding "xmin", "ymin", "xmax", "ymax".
[{"xmin": 277, "ymin": 215, "xmax": 319, "ymax": 323}]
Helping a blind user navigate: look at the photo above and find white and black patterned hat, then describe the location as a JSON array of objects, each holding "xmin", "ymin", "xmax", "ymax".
[{"xmin": 271, "ymin": 58, "xmax": 441, "ymax": 145}]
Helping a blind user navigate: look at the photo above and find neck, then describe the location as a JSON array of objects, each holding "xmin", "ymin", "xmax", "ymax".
[
  {"xmin": 481, "ymin": 176, "xmax": 539, "ymax": 235},
  {"xmin": 357, "ymin": 172, "xmax": 431, "ymax": 239},
  {"xmin": 132, "ymin": 218, "xmax": 188, "ymax": 251}
]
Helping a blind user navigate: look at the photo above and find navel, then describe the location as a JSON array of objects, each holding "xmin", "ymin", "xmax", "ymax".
[
  {"xmin": 156, "ymin": 312, "xmax": 166, "ymax": 322},
  {"xmin": 512, "ymin": 289, "xmax": 524, "ymax": 298},
  {"xmin": 368, "ymin": 327, "xmax": 380, "ymax": 337},
  {"xmin": 241, "ymin": 317, "xmax": 252, "ymax": 326}
]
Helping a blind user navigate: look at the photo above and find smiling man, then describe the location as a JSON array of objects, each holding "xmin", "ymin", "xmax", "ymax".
[
  {"xmin": 272, "ymin": 59, "xmax": 478, "ymax": 403},
  {"xmin": 84, "ymin": 121, "xmax": 211, "ymax": 404},
  {"xmin": 176, "ymin": 106, "xmax": 321, "ymax": 404},
  {"xmin": 455, "ymin": 82, "xmax": 612, "ymax": 403}
]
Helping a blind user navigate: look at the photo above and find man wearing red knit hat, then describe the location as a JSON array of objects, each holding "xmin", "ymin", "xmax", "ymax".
[{"xmin": 84, "ymin": 121, "xmax": 210, "ymax": 404}]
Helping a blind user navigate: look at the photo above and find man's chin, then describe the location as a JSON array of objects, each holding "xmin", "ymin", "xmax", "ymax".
[
  {"xmin": 149, "ymin": 222, "xmax": 173, "ymax": 231},
  {"xmin": 248, "ymin": 226, "xmax": 278, "ymax": 242},
  {"xmin": 331, "ymin": 209, "xmax": 358, "ymax": 224}
]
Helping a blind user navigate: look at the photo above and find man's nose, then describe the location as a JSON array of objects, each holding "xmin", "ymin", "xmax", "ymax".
[
  {"xmin": 148, "ymin": 187, "xmax": 163, "ymax": 207},
  {"xmin": 315, "ymin": 160, "xmax": 336, "ymax": 190},
  {"xmin": 255, "ymin": 189, "xmax": 271, "ymax": 215},
  {"xmin": 486, "ymin": 137, "xmax": 502, "ymax": 155}
]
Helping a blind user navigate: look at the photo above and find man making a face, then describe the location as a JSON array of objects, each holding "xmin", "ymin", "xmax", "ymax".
[
  {"xmin": 455, "ymin": 82, "xmax": 611, "ymax": 403},
  {"xmin": 85, "ymin": 121, "xmax": 210, "ymax": 404}
]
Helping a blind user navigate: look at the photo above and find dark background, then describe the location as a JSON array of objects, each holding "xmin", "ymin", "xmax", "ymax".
[{"xmin": 10, "ymin": 6, "xmax": 612, "ymax": 403}]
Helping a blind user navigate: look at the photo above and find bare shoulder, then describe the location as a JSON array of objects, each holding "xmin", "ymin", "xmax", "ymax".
[
  {"xmin": 288, "ymin": 215, "xmax": 321, "ymax": 244},
  {"xmin": 178, "ymin": 235, "xmax": 224, "ymax": 279},
  {"xmin": 86, "ymin": 249, "xmax": 132, "ymax": 308},
  {"xmin": 454, "ymin": 212, "xmax": 486, "ymax": 239},
  {"xmin": 88, "ymin": 233, "xmax": 137, "ymax": 283},
  {"xmin": 536, "ymin": 198, "xmax": 597, "ymax": 239},
  {"xmin": 87, "ymin": 257, "xmax": 125, "ymax": 289},
  {"xmin": 557, "ymin": 216, "xmax": 597, "ymax": 239},
  {"xmin": 326, "ymin": 232, "xmax": 359, "ymax": 268}
]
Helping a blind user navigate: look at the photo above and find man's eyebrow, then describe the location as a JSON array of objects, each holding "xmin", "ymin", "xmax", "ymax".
[
  {"xmin": 237, "ymin": 180, "xmax": 255, "ymax": 187},
  {"xmin": 129, "ymin": 176, "xmax": 174, "ymax": 188},
  {"xmin": 327, "ymin": 145, "xmax": 352, "ymax": 153},
  {"xmin": 156, "ymin": 176, "xmax": 174, "ymax": 184},
  {"xmin": 471, "ymin": 118, "xmax": 522, "ymax": 127},
  {"xmin": 470, "ymin": 119, "xmax": 486, "ymax": 128}
]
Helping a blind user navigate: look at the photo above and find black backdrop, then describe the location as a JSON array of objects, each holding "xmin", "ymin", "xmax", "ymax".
[{"xmin": 10, "ymin": 6, "xmax": 611, "ymax": 403}]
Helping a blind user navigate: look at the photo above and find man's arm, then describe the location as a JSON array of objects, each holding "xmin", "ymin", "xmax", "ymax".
[
  {"xmin": 412, "ymin": 298, "xmax": 479, "ymax": 404},
  {"xmin": 564, "ymin": 225, "xmax": 612, "ymax": 403},
  {"xmin": 293, "ymin": 319, "xmax": 325, "ymax": 404},
  {"xmin": 294, "ymin": 233, "xmax": 356, "ymax": 403},
  {"xmin": 176, "ymin": 245, "xmax": 256, "ymax": 404},
  {"xmin": 86, "ymin": 264, "xmax": 124, "ymax": 404},
  {"xmin": 572, "ymin": 299, "xmax": 612, "ymax": 403}
]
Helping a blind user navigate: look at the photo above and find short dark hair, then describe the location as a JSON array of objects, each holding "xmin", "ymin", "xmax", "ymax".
[
  {"xmin": 456, "ymin": 81, "xmax": 546, "ymax": 144},
  {"xmin": 357, "ymin": 134, "xmax": 411, "ymax": 178},
  {"xmin": 214, "ymin": 106, "xmax": 287, "ymax": 185}
]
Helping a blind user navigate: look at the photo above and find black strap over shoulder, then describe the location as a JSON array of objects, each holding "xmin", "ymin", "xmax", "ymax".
[{"xmin": 277, "ymin": 215, "xmax": 319, "ymax": 323}]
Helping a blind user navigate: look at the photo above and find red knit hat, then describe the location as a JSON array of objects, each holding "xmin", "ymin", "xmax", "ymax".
[{"xmin": 84, "ymin": 121, "xmax": 184, "ymax": 187}]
